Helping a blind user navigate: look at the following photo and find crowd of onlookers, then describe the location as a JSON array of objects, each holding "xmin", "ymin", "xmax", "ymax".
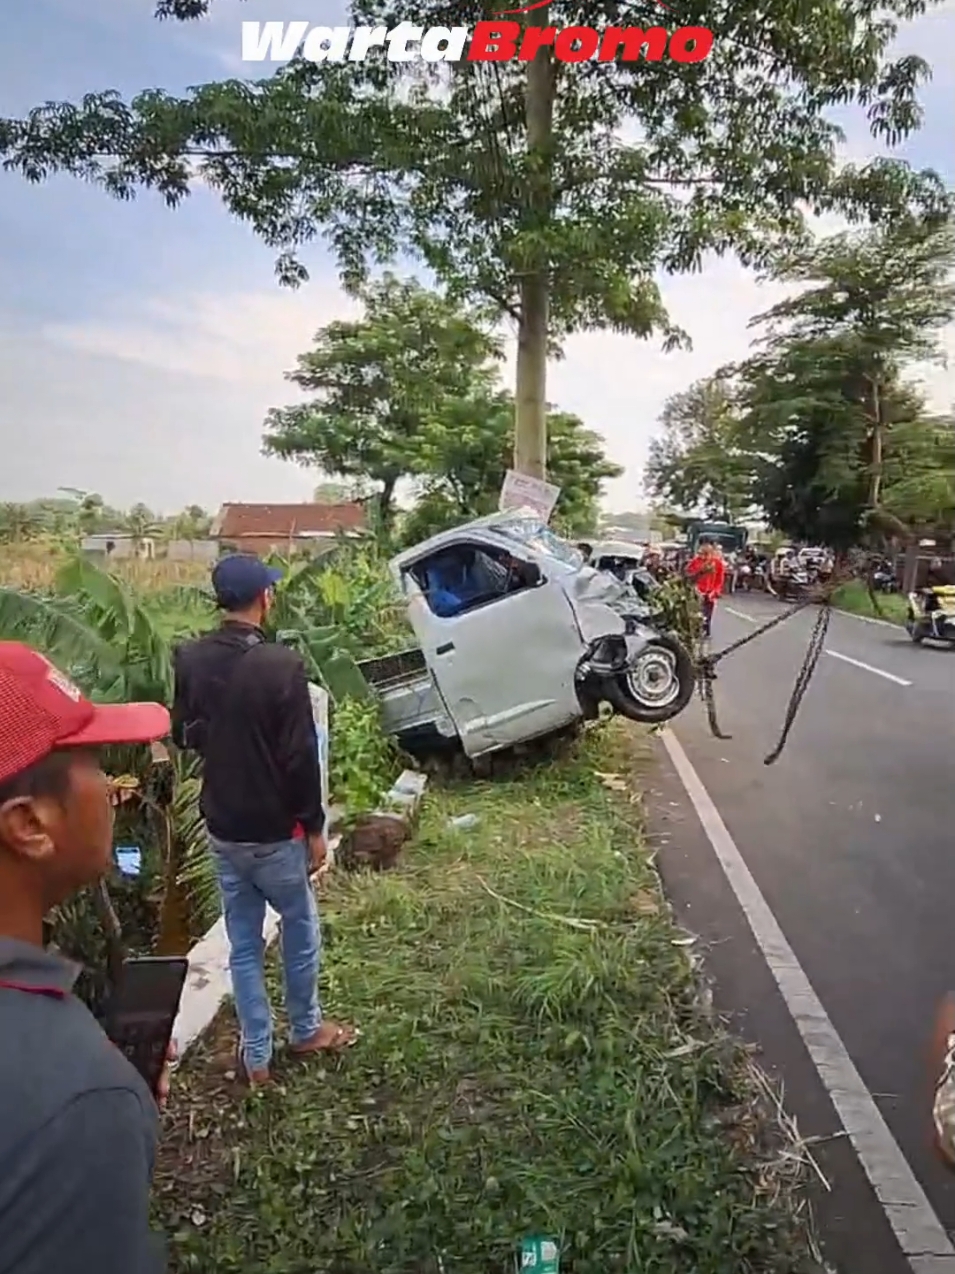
[{"xmin": 578, "ymin": 536, "xmax": 838, "ymax": 601}]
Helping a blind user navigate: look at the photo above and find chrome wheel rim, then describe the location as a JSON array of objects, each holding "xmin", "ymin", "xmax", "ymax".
[{"xmin": 626, "ymin": 646, "xmax": 680, "ymax": 709}]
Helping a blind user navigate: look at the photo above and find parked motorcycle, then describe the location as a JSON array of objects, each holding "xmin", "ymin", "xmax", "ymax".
[
  {"xmin": 773, "ymin": 567, "xmax": 810, "ymax": 602},
  {"xmin": 872, "ymin": 565, "xmax": 898, "ymax": 593}
]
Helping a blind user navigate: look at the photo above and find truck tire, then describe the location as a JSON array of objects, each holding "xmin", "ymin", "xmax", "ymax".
[{"xmin": 604, "ymin": 634, "xmax": 695, "ymax": 724}]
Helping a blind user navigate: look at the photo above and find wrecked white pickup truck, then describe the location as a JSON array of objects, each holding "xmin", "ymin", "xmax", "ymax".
[{"xmin": 356, "ymin": 511, "xmax": 695, "ymax": 760}]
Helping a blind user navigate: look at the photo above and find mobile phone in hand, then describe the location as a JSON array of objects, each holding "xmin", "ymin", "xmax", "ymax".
[{"xmin": 104, "ymin": 957, "xmax": 188, "ymax": 1097}]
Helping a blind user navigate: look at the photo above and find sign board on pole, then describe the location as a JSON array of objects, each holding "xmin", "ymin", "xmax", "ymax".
[{"xmin": 498, "ymin": 470, "xmax": 561, "ymax": 522}]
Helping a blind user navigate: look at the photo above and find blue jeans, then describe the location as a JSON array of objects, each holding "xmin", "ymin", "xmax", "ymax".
[{"xmin": 211, "ymin": 836, "xmax": 321, "ymax": 1071}]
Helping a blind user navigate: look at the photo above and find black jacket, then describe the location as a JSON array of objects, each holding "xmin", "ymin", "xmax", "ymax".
[{"xmin": 171, "ymin": 622, "xmax": 324, "ymax": 843}]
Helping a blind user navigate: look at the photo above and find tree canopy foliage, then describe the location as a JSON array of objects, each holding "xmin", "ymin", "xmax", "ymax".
[
  {"xmin": 645, "ymin": 218, "xmax": 955, "ymax": 548},
  {"xmin": 645, "ymin": 379, "xmax": 760, "ymax": 522},
  {"xmin": 263, "ymin": 274, "xmax": 621, "ymax": 539},
  {"xmin": 0, "ymin": 493, "xmax": 213, "ymax": 547},
  {"xmin": 264, "ymin": 274, "xmax": 502, "ymax": 525},
  {"xmin": 2, "ymin": 0, "xmax": 951, "ymax": 478},
  {"xmin": 399, "ymin": 393, "xmax": 622, "ymax": 544}
]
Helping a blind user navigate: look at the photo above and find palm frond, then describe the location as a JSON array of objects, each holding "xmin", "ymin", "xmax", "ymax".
[
  {"xmin": 0, "ymin": 588, "xmax": 123, "ymax": 688},
  {"xmin": 173, "ymin": 754, "xmax": 218, "ymax": 930},
  {"xmin": 54, "ymin": 555, "xmax": 174, "ymax": 702},
  {"xmin": 56, "ymin": 554, "xmax": 135, "ymax": 639}
]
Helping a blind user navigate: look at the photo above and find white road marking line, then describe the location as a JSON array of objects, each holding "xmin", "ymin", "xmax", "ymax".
[
  {"xmin": 825, "ymin": 650, "xmax": 911, "ymax": 686},
  {"xmin": 730, "ymin": 600, "xmax": 901, "ymax": 632},
  {"xmin": 725, "ymin": 606, "xmax": 911, "ymax": 686},
  {"xmin": 835, "ymin": 607, "xmax": 903, "ymax": 630},
  {"xmin": 661, "ymin": 727, "xmax": 955, "ymax": 1272}
]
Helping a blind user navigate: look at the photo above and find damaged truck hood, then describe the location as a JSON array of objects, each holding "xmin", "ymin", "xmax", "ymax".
[{"xmin": 564, "ymin": 566, "xmax": 653, "ymax": 641}]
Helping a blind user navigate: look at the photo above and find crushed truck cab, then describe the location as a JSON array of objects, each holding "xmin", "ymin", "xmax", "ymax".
[{"xmin": 357, "ymin": 511, "xmax": 695, "ymax": 760}]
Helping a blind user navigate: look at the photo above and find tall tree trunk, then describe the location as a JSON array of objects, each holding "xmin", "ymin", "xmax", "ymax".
[
  {"xmin": 514, "ymin": 5, "xmax": 554, "ymax": 481},
  {"xmin": 867, "ymin": 376, "xmax": 884, "ymax": 508},
  {"xmin": 378, "ymin": 473, "xmax": 398, "ymax": 528},
  {"xmin": 515, "ymin": 277, "xmax": 549, "ymax": 480},
  {"xmin": 902, "ymin": 539, "xmax": 920, "ymax": 594}
]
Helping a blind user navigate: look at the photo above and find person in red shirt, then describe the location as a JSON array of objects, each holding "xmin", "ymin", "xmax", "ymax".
[{"xmin": 686, "ymin": 538, "xmax": 726, "ymax": 639}]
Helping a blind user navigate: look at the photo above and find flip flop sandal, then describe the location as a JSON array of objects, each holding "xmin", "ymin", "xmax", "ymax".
[
  {"xmin": 290, "ymin": 1024, "xmax": 360, "ymax": 1056},
  {"xmin": 234, "ymin": 1039, "xmax": 272, "ymax": 1087}
]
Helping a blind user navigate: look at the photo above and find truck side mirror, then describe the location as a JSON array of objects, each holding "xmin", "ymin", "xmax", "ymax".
[{"xmin": 520, "ymin": 561, "xmax": 542, "ymax": 587}]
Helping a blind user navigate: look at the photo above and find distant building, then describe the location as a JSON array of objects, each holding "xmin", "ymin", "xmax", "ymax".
[
  {"xmin": 210, "ymin": 502, "xmax": 367, "ymax": 557},
  {"xmin": 165, "ymin": 539, "xmax": 218, "ymax": 564},
  {"xmin": 81, "ymin": 533, "xmax": 155, "ymax": 560}
]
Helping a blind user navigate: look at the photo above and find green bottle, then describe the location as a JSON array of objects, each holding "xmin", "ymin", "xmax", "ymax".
[{"xmin": 519, "ymin": 1236, "xmax": 559, "ymax": 1272}]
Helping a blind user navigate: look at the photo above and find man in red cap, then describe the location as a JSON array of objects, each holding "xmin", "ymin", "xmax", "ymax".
[{"xmin": 0, "ymin": 643, "xmax": 171, "ymax": 1274}]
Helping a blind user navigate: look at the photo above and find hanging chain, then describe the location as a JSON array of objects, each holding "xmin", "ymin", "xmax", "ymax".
[
  {"xmin": 692, "ymin": 570, "xmax": 845, "ymax": 764},
  {"xmin": 697, "ymin": 659, "xmax": 732, "ymax": 739},
  {"xmin": 709, "ymin": 594, "xmax": 816, "ymax": 666},
  {"xmin": 762, "ymin": 603, "xmax": 831, "ymax": 765}
]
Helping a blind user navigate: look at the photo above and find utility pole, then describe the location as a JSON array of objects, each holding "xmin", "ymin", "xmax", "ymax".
[{"xmin": 513, "ymin": 3, "xmax": 554, "ymax": 480}]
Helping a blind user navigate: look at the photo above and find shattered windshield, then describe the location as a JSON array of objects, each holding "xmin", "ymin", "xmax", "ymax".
[{"xmin": 495, "ymin": 517, "xmax": 582, "ymax": 567}]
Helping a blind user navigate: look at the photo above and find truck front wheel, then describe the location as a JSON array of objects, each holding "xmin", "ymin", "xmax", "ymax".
[{"xmin": 604, "ymin": 635, "xmax": 695, "ymax": 724}]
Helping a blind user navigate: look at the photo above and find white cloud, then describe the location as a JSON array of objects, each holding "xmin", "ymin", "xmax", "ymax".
[
  {"xmin": 10, "ymin": 235, "xmax": 953, "ymax": 517},
  {"xmin": 0, "ymin": 281, "xmax": 365, "ymax": 514},
  {"xmin": 44, "ymin": 285, "xmax": 360, "ymax": 386},
  {"xmin": 31, "ymin": 255, "xmax": 792, "ymax": 514},
  {"xmin": 548, "ymin": 261, "xmax": 796, "ymax": 509}
]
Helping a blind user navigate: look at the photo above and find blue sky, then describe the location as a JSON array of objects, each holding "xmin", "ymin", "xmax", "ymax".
[{"xmin": 0, "ymin": 0, "xmax": 953, "ymax": 514}]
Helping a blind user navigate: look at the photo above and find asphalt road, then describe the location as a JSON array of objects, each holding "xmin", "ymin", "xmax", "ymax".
[{"xmin": 650, "ymin": 592, "xmax": 955, "ymax": 1273}]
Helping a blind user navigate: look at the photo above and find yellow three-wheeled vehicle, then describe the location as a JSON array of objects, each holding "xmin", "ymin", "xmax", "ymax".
[{"xmin": 906, "ymin": 585, "xmax": 955, "ymax": 644}]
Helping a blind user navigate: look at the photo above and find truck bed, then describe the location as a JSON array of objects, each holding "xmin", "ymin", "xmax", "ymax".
[
  {"xmin": 358, "ymin": 647, "xmax": 453, "ymax": 740},
  {"xmin": 358, "ymin": 646, "xmax": 428, "ymax": 691}
]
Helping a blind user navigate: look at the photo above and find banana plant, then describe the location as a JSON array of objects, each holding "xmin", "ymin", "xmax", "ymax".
[
  {"xmin": 266, "ymin": 546, "xmax": 410, "ymax": 653},
  {"xmin": 171, "ymin": 751, "xmax": 219, "ymax": 932},
  {"xmin": 272, "ymin": 621, "xmax": 371, "ymax": 703},
  {"xmin": 0, "ymin": 579, "xmax": 125, "ymax": 682},
  {"xmin": 0, "ymin": 546, "xmax": 405, "ymax": 994},
  {"xmin": 266, "ymin": 554, "xmax": 375, "ymax": 702},
  {"xmin": 54, "ymin": 555, "xmax": 178, "ymax": 703},
  {"xmin": 0, "ymin": 554, "xmax": 178, "ymax": 705},
  {"xmin": 0, "ymin": 557, "xmax": 211, "ymax": 983}
]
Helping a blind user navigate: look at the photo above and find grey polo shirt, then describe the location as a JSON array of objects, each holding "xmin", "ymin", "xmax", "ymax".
[{"xmin": 0, "ymin": 937, "xmax": 164, "ymax": 1274}]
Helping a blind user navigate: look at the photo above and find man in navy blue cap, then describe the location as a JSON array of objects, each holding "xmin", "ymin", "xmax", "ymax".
[
  {"xmin": 172, "ymin": 554, "xmax": 356, "ymax": 1084},
  {"xmin": 211, "ymin": 551, "xmax": 284, "ymax": 610}
]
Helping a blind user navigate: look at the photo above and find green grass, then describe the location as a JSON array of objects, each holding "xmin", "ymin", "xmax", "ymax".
[
  {"xmin": 155, "ymin": 724, "xmax": 816, "ymax": 1274},
  {"xmin": 831, "ymin": 579, "xmax": 908, "ymax": 625}
]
